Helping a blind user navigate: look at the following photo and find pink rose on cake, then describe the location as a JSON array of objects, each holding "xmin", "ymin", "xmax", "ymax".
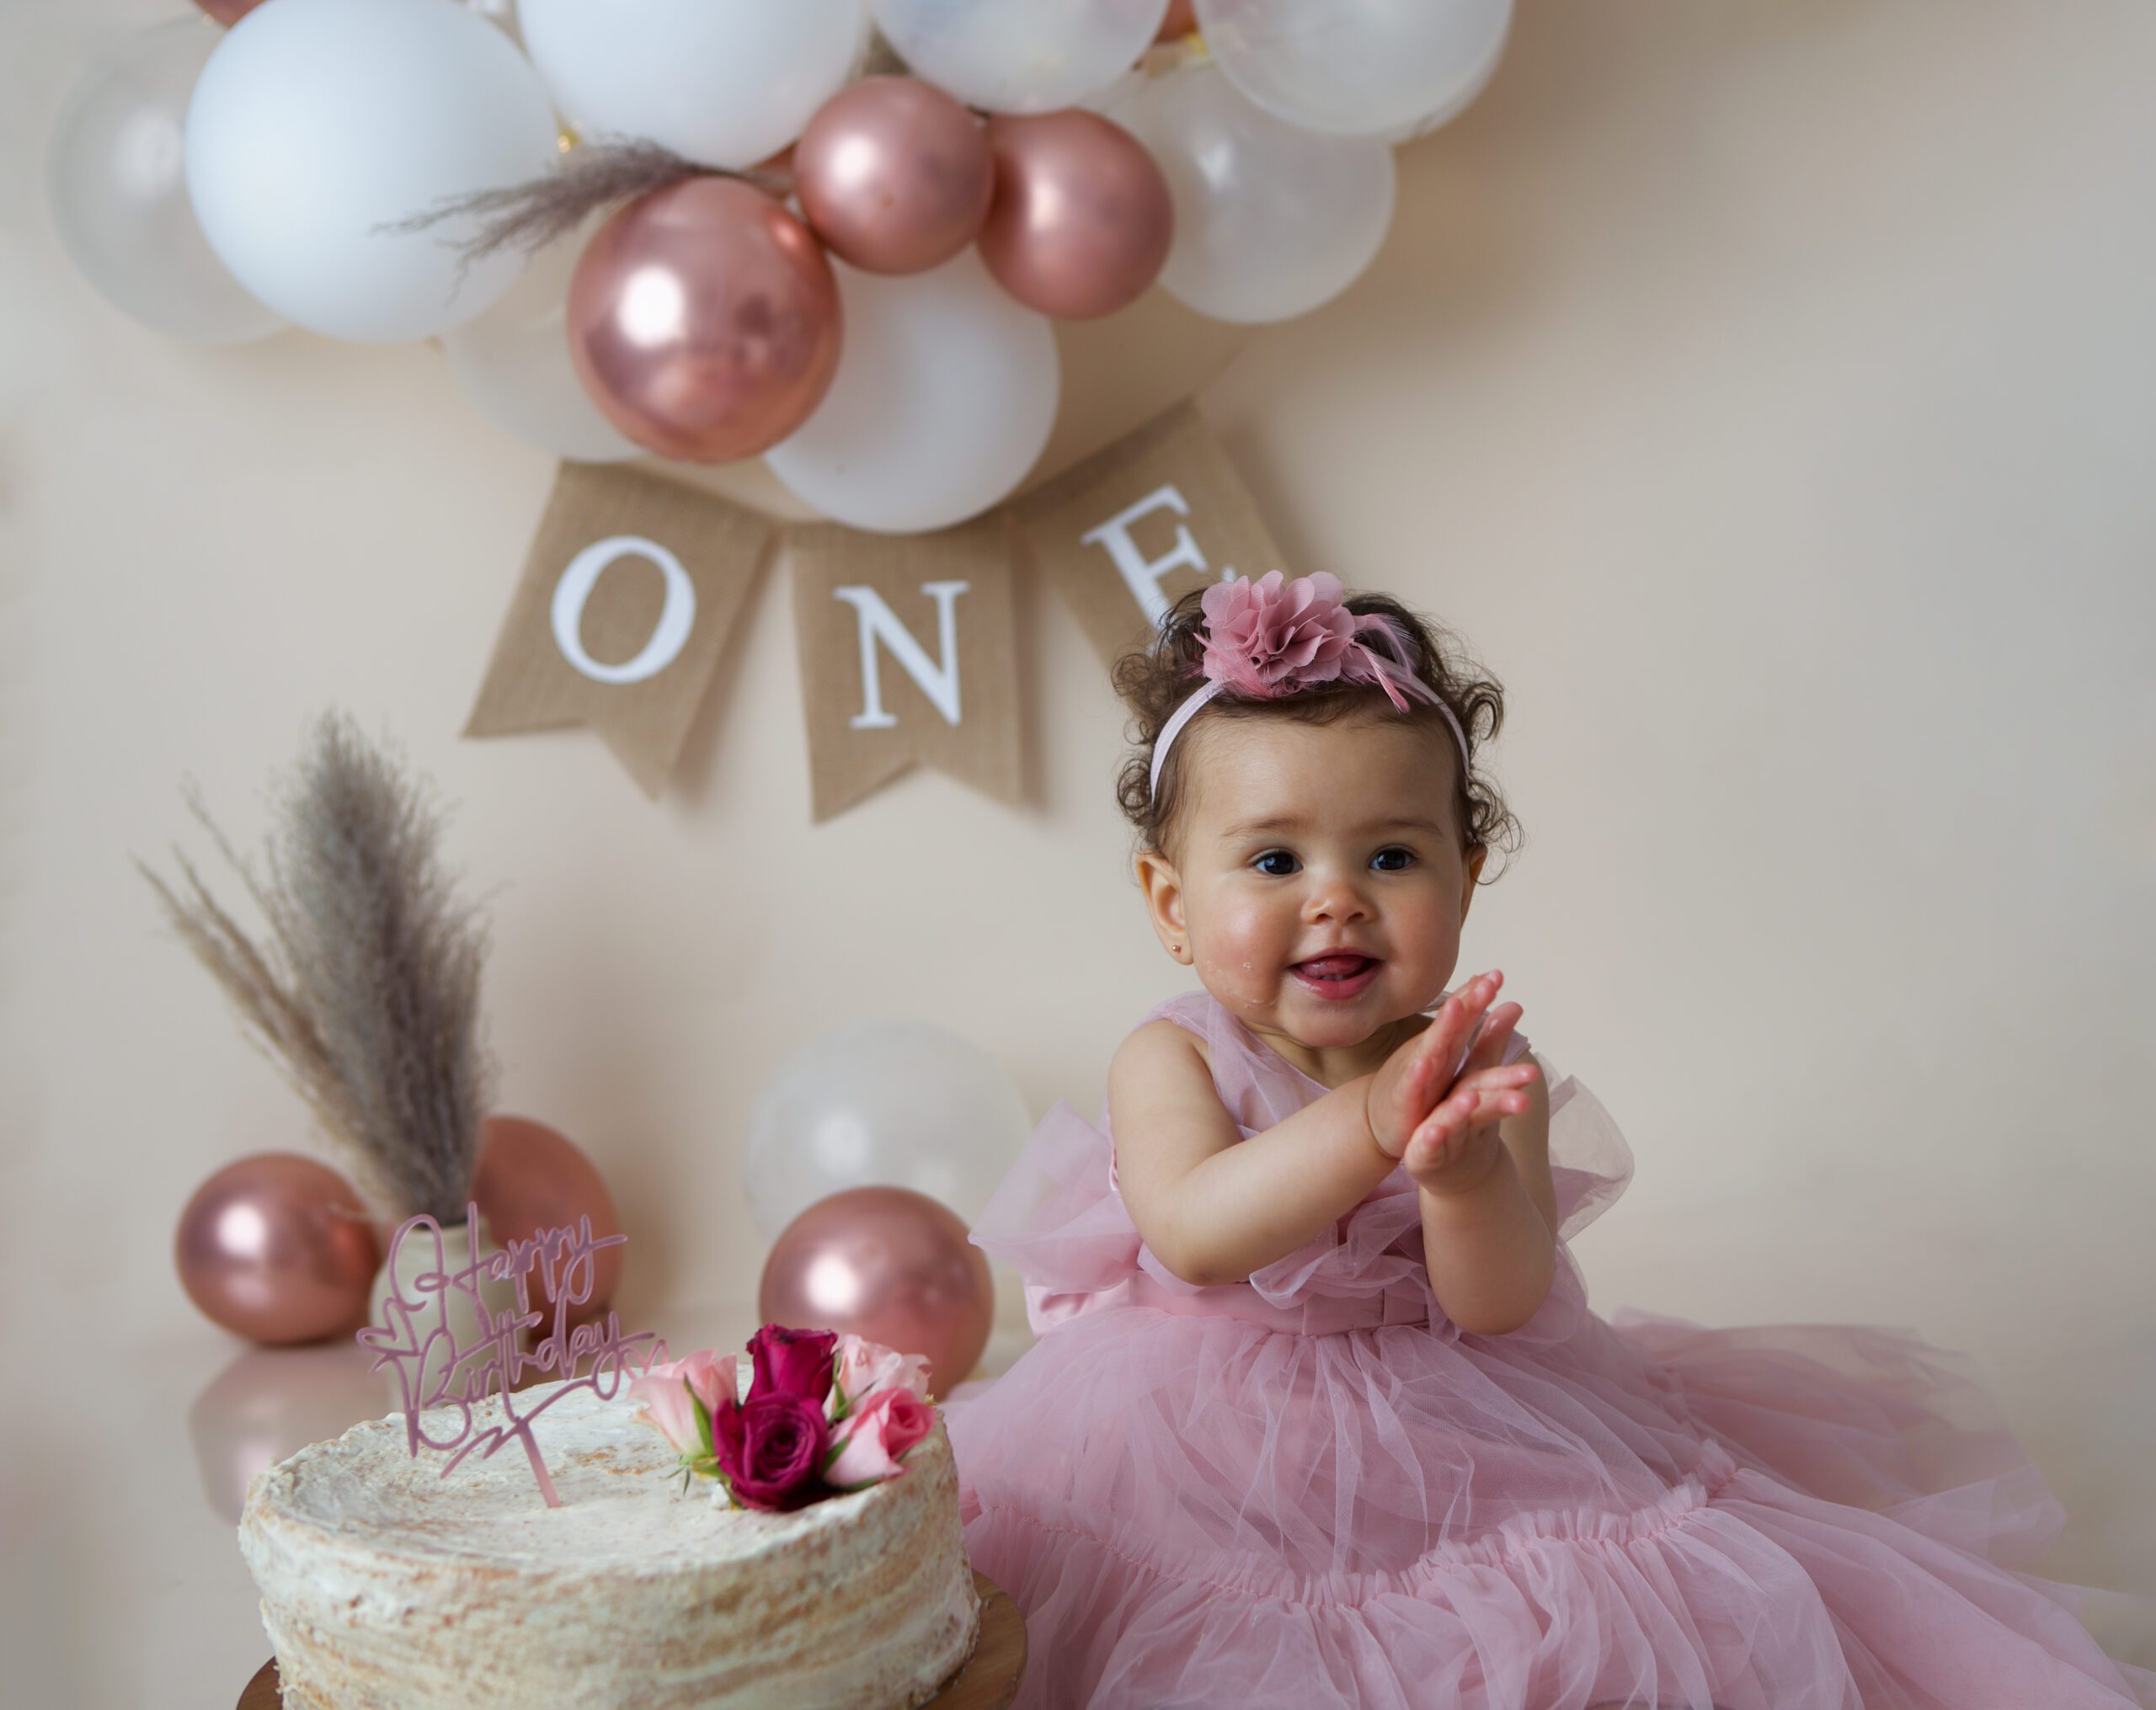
[
  {"xmin": 825, "ymin": 1385, "xmax": 934, "ymax": 1489},
  {"xmin": 832, "ymin": 1331, "xmax": 931, "ymax": 1416},
  {"xmin": 627, "ymin": 1324, "xmax": 937, "ymax": 1512}
]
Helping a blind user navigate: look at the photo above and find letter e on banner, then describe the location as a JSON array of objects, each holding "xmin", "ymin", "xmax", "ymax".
[{"xmin": 1011, "ymin": 400, "xmax": 1285, "ymax": 675}]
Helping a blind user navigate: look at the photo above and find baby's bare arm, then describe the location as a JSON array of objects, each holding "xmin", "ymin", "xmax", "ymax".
[
  {"xmin": 1417, "ymin": 1052, "xmax": 1559, "ymax": 1335},
  {"xmin": 1108, "ymin": 1020, "xmax": 1395, "ymax": 1287}
]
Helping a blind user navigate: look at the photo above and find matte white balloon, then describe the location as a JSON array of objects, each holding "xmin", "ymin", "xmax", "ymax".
[
  {"xmin": 743, "ymin": 1020, "xmax": 1034, "ymax": 1241},
  {"xmin": 519, "ymin": 0, "xmax": 869, "ymax": 169},
  {"xmin": 1194, "ymin": 0, "xmax": 1513, "ymax": 139},
  {"xmin": 873, "ymin": 0, "xmax": 1169, "ymax": 114},
  {"xmin": 184, "ymin": 0, "xmax": 560, "ymax": 343},
  {"xmin": 766, "ymin": 251, "xmax": 1059, "ymax": 534},
  {"xmin": 1117, "ymin": 65, "xmax": 1396, "ymax": 324},
  {"xmin": 45, "ymin": 19, "xmax": 282, "ymax": 344},
  {"xmin": 440, "ymin": 229, "xmax": 640, "ymax": 463}
]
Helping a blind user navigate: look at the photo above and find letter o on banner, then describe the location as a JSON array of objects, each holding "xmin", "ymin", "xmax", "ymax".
[{"xmin": 550, "ymin": 534, "xmax": 697, "ymax": 684}]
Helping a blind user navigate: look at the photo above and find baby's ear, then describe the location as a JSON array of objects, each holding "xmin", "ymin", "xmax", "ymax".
[{"xmin": 1134, "ymin": 848, "xmax": 1190, "ymax": 962}]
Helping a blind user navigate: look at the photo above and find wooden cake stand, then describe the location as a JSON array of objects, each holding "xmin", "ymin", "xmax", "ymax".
[{"xmin": 238, "ymin": 1569, "xmax": 1027, "ymax": 1709}]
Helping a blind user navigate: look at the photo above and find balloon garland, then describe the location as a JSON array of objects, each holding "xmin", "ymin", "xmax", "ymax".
[{"xmin": 51, "ymin": 0, "xmax": 1518, "ymax": 531}]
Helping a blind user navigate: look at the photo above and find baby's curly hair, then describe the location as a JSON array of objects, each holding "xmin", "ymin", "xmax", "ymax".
[{"xmin": 1112, "ymin": 585, "xmax": 1524, "ymax": 876}]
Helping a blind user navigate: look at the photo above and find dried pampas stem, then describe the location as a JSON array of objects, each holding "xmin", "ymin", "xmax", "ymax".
[
  {"xmin": 141, "ymin": 714, "xmax": 496, "ymax": 1224},
  {"xmin": 376, "ymin": 136, "xmax": 790, "ymax": 280}
]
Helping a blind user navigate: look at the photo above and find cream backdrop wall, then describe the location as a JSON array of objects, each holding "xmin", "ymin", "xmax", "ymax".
[{"xmin": 3, "ymin": 0, "xmax": 2153, "ymax": 1693}]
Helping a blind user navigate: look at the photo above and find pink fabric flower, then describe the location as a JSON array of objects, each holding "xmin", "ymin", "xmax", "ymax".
[
  {"xmin": 746, "ymin": 1324, "xmax": 837, "ymax": 1409},
  {"xmin": 834, "ymin": 1333, "xmax": 931, "ymax": 1414},
  {"xmin": 1198, "ymin": 571, "xmax": 1358, "ymax": 696},
  {"xmin": 717, "ymin": 1391, "xmax": 831, "ymax": 1510},
  {"xmin": 1195, "ymin": 570, "xmax": 1417, "ymax": 711},
  {"xmin": 627, "ymin": 1350, "xmax": 736, "ymax": 1460},
  {"xmin": 825, "ymin": 1386, "xmax": 935, "ymax": 1489}
]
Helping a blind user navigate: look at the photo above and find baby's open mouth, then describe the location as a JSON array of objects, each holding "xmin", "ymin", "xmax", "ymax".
[{"xmin": 1289, "ymin": 954, "xmax": 1382, "ymax": 999}]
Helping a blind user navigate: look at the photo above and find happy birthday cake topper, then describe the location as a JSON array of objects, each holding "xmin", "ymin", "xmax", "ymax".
[{"xmin": 357, "ymin": 1205, "xmax": 667, "ymax": 1508}]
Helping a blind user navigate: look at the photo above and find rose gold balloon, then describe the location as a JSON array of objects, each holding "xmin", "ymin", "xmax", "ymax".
[
  {"xmin": 195, "ymin": 0, "xmax": 268, "ymax": 23},
  {"xmin": 1157, "ymin": 0, "xmax": 1197, "ymax": 40},
  {"xmin": 758, "ymin": 1186, "xmax": 993, "ymax": 1397},
  {"xmin": 471, "ymin": 1114, "xmax": 623, "ymax": 1331},
  {"xmin": 979, "ymin": 110, "xmax": 1174, "ymax": 321},
  {"xmin": 567, "ymin": 177, "xmax": 841, "ymax": 462},
  {"xmin": 793, "ymin": 77, "xmax": 993, "ymax": 276},
  {"xmin": 174, "ymin": 1153, "xmax": 380, "ymax": 1345}
]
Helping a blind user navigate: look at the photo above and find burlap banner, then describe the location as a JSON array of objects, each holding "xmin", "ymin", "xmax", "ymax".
[
  {"xmin": 466, "ymin": 463, "xmax": 772, "ymax": 797},
  {"xmin": 787, "ymin": 514, "xmax": 1023, "ymax": 823},
  {"xmin": 1011, "ymin": 399, "xmax": 1282, "ymax": 671},
  {"xmin": 472, "ymin": 400, "xmax": 1274, "ymax": 817}
]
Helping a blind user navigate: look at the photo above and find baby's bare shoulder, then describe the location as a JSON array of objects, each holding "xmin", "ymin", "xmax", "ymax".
[{"xmin": 1110, "ymin": 1017, "xmax": 1213, "ymax": 1095}]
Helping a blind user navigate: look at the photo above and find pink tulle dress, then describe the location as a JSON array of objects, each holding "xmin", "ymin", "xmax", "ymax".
[{"xmin": 941, "ymin": 989, "xmax": 2154, "ymax": 1709}]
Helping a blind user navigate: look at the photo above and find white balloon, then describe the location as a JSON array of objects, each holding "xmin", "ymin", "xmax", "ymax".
[
  {"xmin": 872, "ymin": 0, "xmax": 1168, "ymax": 114},
  {"xmin": 744, "ymin": 1020, "xmax": 1034, "ymax": 1241},
  {"xmin": 1384, "ymin": 6, "xmax": 1511, "ymax": 143},
  {"xmin": 766, "ymin": 252, "xmax": 1059, "ymax": 534},
  {"xmin": 440, "ymin": 228, "xmax": 640, "ymax": 463},
  {"xmin": 519, "ymin": 0, "xmax": 869, "ymax": 169},
  {"xmin": 45, "ymin": 19, "xmax": 282, "ymax": 344},
  {"xmin": 1118, "ymin": 65, "xmax": 1396, "ymax": 325},
  {"xmin": 184, "ymin": 0, "xmax": 560, "ymax": 343},
  {"xmin": 1194, "ymin": 0, "xmax": 1513, "ymax": 139}
]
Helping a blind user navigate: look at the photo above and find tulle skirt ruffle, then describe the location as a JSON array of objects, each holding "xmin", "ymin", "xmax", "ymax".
[{"xmin": 946, "ymin": 1298, "xmax": 2155, "ymax": 1709}]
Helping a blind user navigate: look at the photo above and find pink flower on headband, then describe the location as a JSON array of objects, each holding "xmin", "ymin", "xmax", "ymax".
[
  {"xmin": 1198, "ymin": 571, "xmax": 1415, "ymax": 711},
  {"xmin": 1200, "ymin": 571, "xmax": 1356, "ymax": 695}
]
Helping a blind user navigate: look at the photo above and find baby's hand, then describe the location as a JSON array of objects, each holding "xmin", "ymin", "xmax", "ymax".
[{"xmin": 1366, "ymin": 970, "xmax": 1535, "ymax": 1169}]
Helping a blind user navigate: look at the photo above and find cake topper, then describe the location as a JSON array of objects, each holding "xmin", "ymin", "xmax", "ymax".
[{"xmin": 358, "ymin": 1205, "xmax": 665, "ymax": 1507}]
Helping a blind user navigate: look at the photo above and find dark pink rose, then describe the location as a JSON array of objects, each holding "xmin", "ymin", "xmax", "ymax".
[
  {"xmin": 746, "ymin": 1324, "xmax": 837, "ymax": 1409},
  {"xmin": 716, "ymin": 1391, "xmax": 830, "ymax": 1510}
]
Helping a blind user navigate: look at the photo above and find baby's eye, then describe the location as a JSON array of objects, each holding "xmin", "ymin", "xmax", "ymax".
[
  {"xmin": 1252, "ymin": 850, "xmax": 1300, "ymax": 876},
  {"xmin": 1370, "ymin": 847, "xmax": 1417, "ymax": 872}
]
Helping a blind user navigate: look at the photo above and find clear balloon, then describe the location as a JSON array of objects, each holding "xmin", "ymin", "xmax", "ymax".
[
  {"xmin": 742, "ymin": 1019, "xmax": 1033, "ymax": 1240},
  {"xmin": 872, "ymin": 0, "xmax": 1170, "ymax": 114},
  {"xmin": 1194, "ymin": 0, "xmax": 1513, "ymax": 138},
  {"xmin": 567, "ymin": 178, "xmax": 843, "ymax": 463},
  {"xmin": 1117, "ymin": 63, "xmax": 1396, "ymax": 324},
  {"xmin": 470, "ymin": 1115, "xmax": 625, "ymax": 1331},
  {"xmin": 794, "ymin": 77, "xmax": 994, "ymax": 276},
  {"xmin": 764, "ymin": 250, "xmax": 1059, "ymax": 533},
  {"xmin": 520, "ymin": 0, "xmax": 869, "ymax": 171},
  {"xmin": 1385, "ymin": 8, "xmax": 1512, "ymax": 142},
  {"xmin": 979, "ymin": 109, "xmax": 1173, "ymax": 320},
  {"xmin": 45, "ymin": 19, "xmax": 282, "ymax": 344},
  {"xmin": 174, "ymin": 1153, "xmax": 381, "ymax": 1345},
  {"xmin": 440, "ymin": 226, "xmax": 640, "ymax": 463},
  {"xmin": 758, "ymin": 1186, "xmax": 995, "ymax": 1396},
  {"xmin": 184, "ymin": 0, "xmax": 559, "ymax": 343}
]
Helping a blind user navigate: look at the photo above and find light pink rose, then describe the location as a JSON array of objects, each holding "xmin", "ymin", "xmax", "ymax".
[
  {"xmin": 825, "ymin": 1386, "xmax": 935, "ymax": 1489},
  {"xmin": 627, "ymin": 1350, "xmax": 736, "ymax": 1458},
  {"xmin": 832, "ymin": 1333, "xmax": 931, "ymax": 1414}
]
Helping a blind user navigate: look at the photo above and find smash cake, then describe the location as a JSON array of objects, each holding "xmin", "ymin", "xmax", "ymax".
[{"xmin": 238, "ymin": 1316, "xmax": 982, "ymax": 1710}]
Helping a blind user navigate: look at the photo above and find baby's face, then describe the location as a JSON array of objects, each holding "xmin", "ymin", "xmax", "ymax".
[{"xmin": 1142, "ymin": 712, "xmax": 1481, "ymax": 1055}]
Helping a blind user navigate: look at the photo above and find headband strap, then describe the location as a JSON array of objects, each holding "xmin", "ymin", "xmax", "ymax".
[{"xmin": 1147, "ymin": 572, "xmax": 1470, "ymax": 799}]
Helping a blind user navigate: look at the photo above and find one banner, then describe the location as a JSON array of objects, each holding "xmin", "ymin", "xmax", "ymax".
[
  {"xmin": 787, "ymin": 514, "xmax": 1023, "ymax": 823},
  {"xmin": 466, "ymin": 463, "xmax": 772, "ymax": 797},
  {"xmin": 1010, "ymin": 399, "xmax": 1283, "ymax": 676}
]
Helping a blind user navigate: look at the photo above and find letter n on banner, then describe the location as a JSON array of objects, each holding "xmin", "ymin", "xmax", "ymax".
[
  {"xmin": 1009, "ymin": 399, "xmax": 1283, "ymax": 674},
  {"xmin": 787, "ymin": 514, "xmax": 1022, "ymax": 823},
  {"xmin": 466, "ymin": 463, "xmax": 771, "ymax": 797}
]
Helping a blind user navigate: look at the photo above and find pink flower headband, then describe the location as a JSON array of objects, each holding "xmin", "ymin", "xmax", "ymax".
[{"xmin": 1149, "ymin": 571, "xmax": 1470, "ymax": 800}]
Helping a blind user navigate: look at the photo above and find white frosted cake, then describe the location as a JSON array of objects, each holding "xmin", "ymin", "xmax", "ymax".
[{"xmin": 238, "ymin": 1378, "xmax": 981, "ymax": 1709}]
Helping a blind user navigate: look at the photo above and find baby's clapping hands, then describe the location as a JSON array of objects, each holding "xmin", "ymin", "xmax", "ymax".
[{"xmin": 1365, "ymin": 970, "xmax": 1540, "ymax": 1196}]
